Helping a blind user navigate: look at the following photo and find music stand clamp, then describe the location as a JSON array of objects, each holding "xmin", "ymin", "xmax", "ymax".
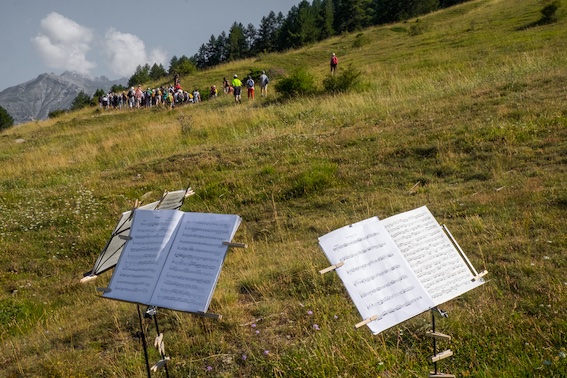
[{"xmin": 426, "ymin": 307, "xmax": 455, "ymax": 378}]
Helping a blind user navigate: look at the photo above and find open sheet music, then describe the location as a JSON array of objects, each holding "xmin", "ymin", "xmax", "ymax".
[
  {"xmin": 103, "ymin": 209, "xmax": 241, "ymax": 314},
  {"xmin": 318, "ymin": 206, "xmax": 485, "ymax": 335},
  {"xmin": 85, "ymin": 189, "xmax": 191, "ymax": 278}
]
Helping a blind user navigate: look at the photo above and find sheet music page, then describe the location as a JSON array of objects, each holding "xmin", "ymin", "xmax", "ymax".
[
  {"xmin": 319, "ymin": 217, "xmax": 434, "ymax": 334},
  {"xmin": 150, "ymin": 212, "xmax": 242, "ymax": 313},
  {"xmin": 381, "ymin": 206, "xmax": 484, "ymax": 306},
  {"xmin": 157, "ymin": 190, "xmax": 187, "ymax": 210},
  {"xmin": 91, "ymin": 211, "xmax": 132, "ymax": 275},
  {"xmin": 104, "ymin": 209, "xmax": 184, "ymax": 304}
]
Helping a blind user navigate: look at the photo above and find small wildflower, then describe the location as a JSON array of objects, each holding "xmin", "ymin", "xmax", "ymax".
[
  {"xmin": 242, "ymin": 354, "xmax": 247, "ymax": 361},
  {"xmin": 313, "ymin": 324, "xmax": 320, "ymax": 331},
  {"xmin": 251, "ymin": 323, "xmax": 257, "ymax": 328},
  {"xmin": 334, "ymin": 315, "xmax": 338, "ymax": 319},
  {"xmin": 307, "ymin": 310, "xmax": 313, "ymax": 315},
  {"xmin": 255, "ymin": 330, "xmax": 260, "ymax": 335},
  {"xmin": 206, "ymin": 366, "xmax": 213, "ymax": 371},
  {"xmin": 264, "ymin": 350, "xmax": 269, "ymax": 355}
]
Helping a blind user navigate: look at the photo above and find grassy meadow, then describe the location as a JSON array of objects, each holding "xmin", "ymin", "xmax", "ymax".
[{"xmin": 1, "ymin": 0, "xmax": 566, "ymax": 376}]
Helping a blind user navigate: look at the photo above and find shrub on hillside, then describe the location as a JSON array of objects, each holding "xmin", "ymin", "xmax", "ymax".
[
  {"xmin": 322, "ymin": 65, "xmax": 362, "ymax": 93},
  {"xmin": 48, "ymin": 109, "xmax": 67, "ymax": 119},
  {"xmin": 540, "ymin": 0, "xmax": 561, "ymax": 23},
  {"xmin": 0, "ymin": 105, "xmax": 14, "ymax": 131},
  {"xmin": 353, "ymin": 32, "xmax": 371, "ymax": 48},
  {"xmin": 274, "ymin": 67, "xmax": 316, "ymax": 98}
]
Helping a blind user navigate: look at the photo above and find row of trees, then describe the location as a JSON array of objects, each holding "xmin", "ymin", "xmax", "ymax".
[
  {"xmin": 127, "ymin": 0, "xmax": 472, "ymax": 85},
  {"xmin": 191, "ymin": 0, "xmax": 472, "ymax": 69}
]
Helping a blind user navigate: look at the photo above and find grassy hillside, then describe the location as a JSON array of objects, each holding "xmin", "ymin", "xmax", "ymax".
[{"xmin": 1, "ymin": 0, "xmax": 566, "ymax": 376}]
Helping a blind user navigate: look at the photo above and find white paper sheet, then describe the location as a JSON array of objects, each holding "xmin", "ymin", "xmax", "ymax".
[
  {"xmin": 381, "ymin": 206, "xmax": 484, "ymax": 306},
  {"xmin": 319, "ymin": 217, "xmax": 434, "ymax": 334}
]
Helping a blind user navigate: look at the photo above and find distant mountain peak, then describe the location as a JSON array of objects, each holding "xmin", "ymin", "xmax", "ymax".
[{"xmin": 0, "ymin": 72, "xmax": 127, "ymax": 125}]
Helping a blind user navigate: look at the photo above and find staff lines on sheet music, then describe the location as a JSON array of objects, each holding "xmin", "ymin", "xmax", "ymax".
[
  {"xmin": 156, "ymin": 295, "xmax": 202, "ymax": 305},
  {"xmin": 130, "ymin": 245, "xmax": 162, "ymax": 253},
  {"xmin": 183, "ymin": 234, "xmax": 225, "ymax": 241},
  {"xmin": 113, "ymin": 286, "xmax": 149, "ymax": 293},
  {"xmin": 395, "ymin": 229, "xmax": 444, "ymax": 250},
  {"xmin": 173, "ymin": 253, "xmax": 220, "ymax": 263},
  {"xmin": 164, "ymin": 273, "xmax": 212, "ymax": 284},
  {"xmin": 176, "ymin": 241, "xmax": 225, "ymax": 250},
  {"xmin": 169, "ymin": 260, "xmax": 216, "ymax": 271},
  {"xmin": 163, "ymin": 288, "xmax": 206, "ymax": 301},
  {"xmin": 333, "ymin": 232, "xmax": 380, "ymax": 252},
  {"xmin": 360, "ymin": 275, "xmax": 409, "ymax": 298},
  {"xmin": 191, "ymin": 220, "xmax": 231, "ymax": 228},
  {"xmin": 122, "ymin": 267, "xmax": 157, "ymax": 273},
  {"xmin": 427, "ymin": 268, "xmax": 470, "ymax": 292},
  {"xmin": 340, "ymin": 243, "xmax": 386, "ymax": 262},
  {"xmin": 375, "ymin": 296, "xmax": 424, "ymax": 317},
  {"xmin": 116, "ymin": 279, "xmax": 152, "ymax": 287},
  {"xmin": 418, "ymin": 264, "xmax": 466, "ymax": 285},
  {"xmin": 185, "ymin": 227, "xmax": 230, "ymax": 235},
  {"xmin": 132, "ymin": 234, "xmax": 173, "ymax": 240},
  {"xmin": 123, "ymin": 260, "xmax": 159, "ymax": 266},
  {"xmin": 353, "ymin": 264, "xmax": 402, "ymax": 286},
  {"xmin": 384, "ymin": 211, "xmax": 429, "ymax": 229},
  {"xmin": 114, "ymin": 273, "xmax": 152, "ymax": 280},
  {"xmin": 405, "ymin": 244, "xmax": 453, "ymax": 265},
  {"xmin": 366, "ymin": 286, "xmax": 416, "ymax": 309},
  {"xmin": 162, "ymin": 280, "xmax": 204, "ymax": 292},
  {"xmin": 345, "ymin": 253, "xmax": 394, "ymax": 274},
  {"xmin": 412, "ymin": 254, "xmax": 466, "ymax": 276},
  {"xmin": 167, "ymin": 267, "xmax": 211, "ymax": 277}
]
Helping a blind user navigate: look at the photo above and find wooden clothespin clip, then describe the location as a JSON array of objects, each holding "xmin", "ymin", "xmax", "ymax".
[
  {"xmin": 154, "ymin": 333, "xmax": 165, "ymax": 355},
  {"xmin": 429, "ymin": 372, "xmax": 455, "ymax": 378},
  {"xmin": 96, "ymin": 287, "xmax": 111, "ymax": 293},
  {"xmin": 429, "ymin": 349, "xmax": 453, "ymax": 363},
  {"xmin": 355, "ymin": 314, "xmax": 379, "ymax": 329},
  {"xmin": 472, "ymin": 270, "xmax": 488, "ymax": 281},
  {"xmin": 80, "ymin": 274, "xmax": 98, "ymax": 283},
  {"xmin": 118, "ymin": 235, "xmax": 132, "ymax": 241},
  {"xmin": 150, "ymin": 357, "xmax": 170, "ymax": 372},
  {"xmin": 223, "ymin": 241, "xmax": 247, "ymax": 248},
  {"xmin": 425, "ymin": 331, "xmax": 451, "ymax": 341},
  {"xmin": 319, "ymin": 261, "xmax": 345, "ymax": 275},
  {"xmin": 185, "ymin": 188, "xmax": 195, "ymax": 197}
]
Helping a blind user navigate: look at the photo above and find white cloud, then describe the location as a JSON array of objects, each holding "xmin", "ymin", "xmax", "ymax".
[
  {"xmin": 31, "ymin": 12, "xmax": 96, "ymax": 75},
  {"xmin": 103, "ymin": 28, "xmax": 168, "ymax": 78}
]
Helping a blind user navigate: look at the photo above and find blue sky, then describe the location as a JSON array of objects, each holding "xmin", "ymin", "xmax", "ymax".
[{"xmin": 0, "ymin": 0, "xmax": 302, "ymax": 91}]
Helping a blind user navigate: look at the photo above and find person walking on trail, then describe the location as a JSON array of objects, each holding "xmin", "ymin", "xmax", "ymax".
[
  {"xmin": 223, "ymin": 77, "xmax": 230, "ymax": 94},
  {"xmin": 246, "ymin": 75, "xmax": 255, "ymax": 100},
  {"xmin": 330, "ymin": 53, "xmax": 338, "ymax": 74},
  {"xmin": 232, "ymin": 74, "xmax": 243, "ymax": 103},
  {"xmin": 259, "ymin": 70, "xmax": 269, "ymax": 97}
]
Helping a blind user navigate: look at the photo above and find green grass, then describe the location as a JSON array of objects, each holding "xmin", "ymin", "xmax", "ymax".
[{"xmin": 0, "ymin": 0, "xmax": 566, "ymax": 376}]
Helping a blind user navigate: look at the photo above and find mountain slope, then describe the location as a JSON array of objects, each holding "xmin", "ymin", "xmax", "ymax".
[{"xmin": 0, "ymin": 71, "xmax": 126, "ymax": 124}]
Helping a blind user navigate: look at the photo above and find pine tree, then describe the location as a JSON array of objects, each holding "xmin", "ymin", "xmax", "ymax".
[{"xmin": 227, "ymin": 22, "xmax": 247, "ymax": 61}]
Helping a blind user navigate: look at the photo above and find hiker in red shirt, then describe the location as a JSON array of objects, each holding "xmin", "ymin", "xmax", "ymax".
[{"xmin": 330, "ymin": 53, "xmax": 338, "ymax": 74}]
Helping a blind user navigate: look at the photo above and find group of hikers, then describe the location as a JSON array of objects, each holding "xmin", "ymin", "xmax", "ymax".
[
  {"xmin": 223, "ymin": 70, "xmax": 270, "ymax": 104},
  {"xmin": 99, "ymin": 84, "xmax": 203, "ymax": 110},
  {"xmin": 98, "ymin": 70, "xmax": 270, "ymax": 110},
  {"xmin": 99, "ymin": 53, "xmax": 338, "ymax": 110}
]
